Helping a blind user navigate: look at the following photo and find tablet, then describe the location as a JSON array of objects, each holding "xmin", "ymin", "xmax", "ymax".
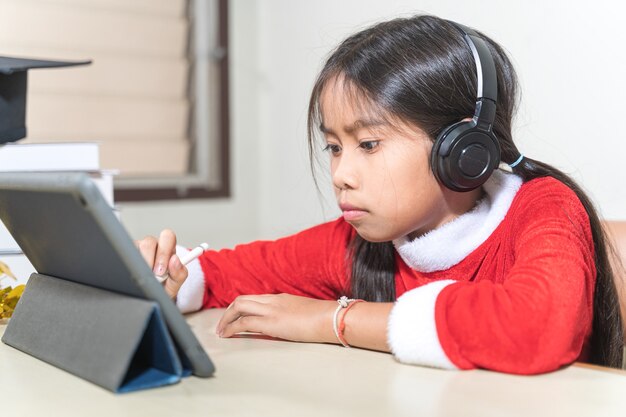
[{"xmin": 0, "ymin": 172, "xmax": 215, "ymax": 377}]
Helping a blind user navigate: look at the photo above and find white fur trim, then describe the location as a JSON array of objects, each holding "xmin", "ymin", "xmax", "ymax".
[
  {"xmin": 175, "ymin": 245, "xmax": 205, "ymax": 313},
  {"xmin": 387, "ymin": 280, "xmax": 457, "ymax": 369},
  {"xmin": 393, "ymin": 171, "xmax": 522, "ymax": 272}
]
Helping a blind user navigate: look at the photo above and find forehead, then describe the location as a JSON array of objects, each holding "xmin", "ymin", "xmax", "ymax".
[
  {"xmin": 319, "ymin": 75, "xmax": 381, "ymax": 118},
  {"xmin": 318, "ymin": 74, "xmax": 420, "ymax": 136}
]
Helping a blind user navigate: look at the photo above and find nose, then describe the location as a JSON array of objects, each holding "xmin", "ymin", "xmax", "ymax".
[{"xmin": 332, "ymin": 153, "xmax": 359, "ymax": 191}]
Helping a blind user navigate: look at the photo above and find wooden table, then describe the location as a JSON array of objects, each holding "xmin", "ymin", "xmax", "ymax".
[{"xmin": 2, "ymin": 309, "xmax": 626, "ymax": 417}]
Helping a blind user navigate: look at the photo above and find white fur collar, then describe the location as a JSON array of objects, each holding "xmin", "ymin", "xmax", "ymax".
[{"xmin": 393, "ymin": 171, "xmax": 523, "ymax": 273}]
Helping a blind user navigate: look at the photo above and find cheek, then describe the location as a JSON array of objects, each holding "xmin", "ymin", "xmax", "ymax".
[
  {"xmin": 386, "ymin": 155, "xmax": 442, "ymax": 216},
  {"xmin": 387, "ymin": 151, "xmax": 434, "ymax": 193}
]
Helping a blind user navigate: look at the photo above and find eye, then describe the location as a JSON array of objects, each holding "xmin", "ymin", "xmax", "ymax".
[
  {"xmin": 358, "ymin": 140, "xmax": 380, "ymax": 152},
  {"xmin": 323, "ymin": 143, "xmax": 341, "ymax": 155}
]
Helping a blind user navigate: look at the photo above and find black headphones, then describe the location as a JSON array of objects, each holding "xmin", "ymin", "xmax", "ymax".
[{"xmin": 431, "ymin": 22, "xmax": 501, "ymax": 192}]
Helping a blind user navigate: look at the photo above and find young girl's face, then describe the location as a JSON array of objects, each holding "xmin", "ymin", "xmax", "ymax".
[{"xmin": 320, "ymin": 78, "xmax": 476, "ymax": 242}]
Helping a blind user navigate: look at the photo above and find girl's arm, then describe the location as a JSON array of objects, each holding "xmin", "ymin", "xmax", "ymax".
[
  {"xmin": 178, "ymin": 218, "xmax": 354, "ymax": 311},
  {"xmin": 216, "ymin": 293, "xmax": 394, "ymax": 352},
  {"xmin": 136, "ymin": 218, "xmax": 354, "ymax": 311}
]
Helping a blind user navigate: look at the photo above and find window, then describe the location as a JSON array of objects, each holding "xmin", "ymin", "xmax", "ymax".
[{"xmin": 0, "ymin": 0, "xmax": 230, "ymax": 201}]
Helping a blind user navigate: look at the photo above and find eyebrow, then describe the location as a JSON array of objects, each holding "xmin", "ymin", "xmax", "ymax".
[{"xmin": 319, "ymin": 118, "xmax": 387, "ymax": 135}]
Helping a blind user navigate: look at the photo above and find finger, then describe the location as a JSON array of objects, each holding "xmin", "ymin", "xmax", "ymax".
[
  {"xmin": 154, "ymin": 229, "xmax": 177, "ymax": 276},
  {"xmin": 136, "ymin": 236, "xmax": 158, "ymax": 269},
  {"xmin": 219, "ymin": 315, "xmax": 267, "ymax": 338},
  {"xmin": 163, "ymin": 254, "xmax": 187, "ymax": 299},
  {"xmin": 216, "ymin": 298, "xmax": 269, "ymax": 334}
]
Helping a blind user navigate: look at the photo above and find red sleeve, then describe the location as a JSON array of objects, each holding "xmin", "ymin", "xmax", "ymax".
[
  {"xmin": 435, "ymin": 179, "xmax": 596, "ymax": 374},
  {"xmin": 197, "ymin": 218, "xmax": 354, "ymax": 308}
]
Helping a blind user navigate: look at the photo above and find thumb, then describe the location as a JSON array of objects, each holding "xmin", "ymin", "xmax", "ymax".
[{"xmin": 163, "ymin": 254, "xmax": 188, "ymax": 299}]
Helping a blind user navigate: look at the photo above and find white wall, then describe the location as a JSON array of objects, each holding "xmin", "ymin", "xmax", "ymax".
[{"xmin": 120, "ymin": 0, "xmax": 626, "ymax": 250}]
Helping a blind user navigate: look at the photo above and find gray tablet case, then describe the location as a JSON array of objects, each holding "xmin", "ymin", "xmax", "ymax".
[{"xmin": 0, "ymin": 172, "xmax": 215, "ymax": 392}]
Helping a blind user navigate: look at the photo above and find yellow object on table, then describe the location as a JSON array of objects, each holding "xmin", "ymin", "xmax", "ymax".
[
  {"xmin": 0, "ymin": 285, "xmax": 25, "ymax": 319},
  {"xmin": 0, "ymin": 260, "xmax": 25, "ymax": 319}
]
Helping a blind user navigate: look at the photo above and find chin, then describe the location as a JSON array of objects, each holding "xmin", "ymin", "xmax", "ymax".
[{"xmin": 353, "ymin": 226, "xmax": 401, "ymax": 243}]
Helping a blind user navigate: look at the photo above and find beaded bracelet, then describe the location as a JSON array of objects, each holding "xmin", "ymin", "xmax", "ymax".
[{"xmin": 332, "ymin": 296, "xmax": 364, "ymax": 347}]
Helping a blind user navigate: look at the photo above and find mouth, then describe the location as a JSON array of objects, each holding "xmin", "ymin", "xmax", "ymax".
[{"xmin": 339, "ymin": 203, "xmax": 368, "ymax": 222}]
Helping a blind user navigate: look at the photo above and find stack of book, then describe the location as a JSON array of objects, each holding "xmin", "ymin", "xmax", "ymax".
[{"xmin": 0, "ymin": 141, "xmax": 116, "ymax": 287}]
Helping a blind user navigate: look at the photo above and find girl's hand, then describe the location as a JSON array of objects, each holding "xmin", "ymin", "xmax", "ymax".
[
  {"xmin": 135, "ymin": 229, "xmax": 188, "ymax": 300},
  {"xmin": 216, "ymin": 294, "xmax": 338, "ymax": 343}
]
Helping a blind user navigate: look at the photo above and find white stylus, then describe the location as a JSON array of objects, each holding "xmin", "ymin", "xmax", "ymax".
[{"xmin": 155, "ymin": 242, "xmax": 209, "ymax": 283}]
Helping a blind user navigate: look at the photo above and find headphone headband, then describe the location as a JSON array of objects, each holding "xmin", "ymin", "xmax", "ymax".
[{"xmin": 448, "ymin": 22, "xmax": 498, "ymax": 130}]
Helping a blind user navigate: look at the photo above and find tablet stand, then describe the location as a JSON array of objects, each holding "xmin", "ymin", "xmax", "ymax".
[{"xmin": 1, "ymin": 274, "xmax": 185, "ymax": 393}]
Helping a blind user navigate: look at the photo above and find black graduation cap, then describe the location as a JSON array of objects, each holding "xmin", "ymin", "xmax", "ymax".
[{"xmin": 0, "ymin": 56, "xmax": 91, "ymax": 144}]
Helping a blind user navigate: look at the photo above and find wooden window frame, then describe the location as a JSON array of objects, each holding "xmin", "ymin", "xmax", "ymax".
[{"xmin": 114, "ymin": 0, "xmax": 230, "ymax": 202}]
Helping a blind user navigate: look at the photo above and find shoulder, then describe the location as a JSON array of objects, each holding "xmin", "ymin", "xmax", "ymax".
[
  {"xmin": 506, "ymin": 176, "xmax": 592, "ymax": 245},
  {"xmin": 518, "ymin": 176, "xmax": 579, "ymax": 199},
  {"xmin": 512, "ymin": 176, "xmax": 586, "ymax": 216}
]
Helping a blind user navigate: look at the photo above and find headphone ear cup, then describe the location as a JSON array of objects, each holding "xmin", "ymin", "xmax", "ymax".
[
  {"xmin": 431, "ymin": 120, "xmax": 471, "ymax": 188},
  {"xmin": 431, "ymin": 121, "xmax": 500, "ymax": 192}
]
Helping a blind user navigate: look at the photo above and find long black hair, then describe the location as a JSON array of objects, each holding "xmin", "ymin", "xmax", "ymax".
[{"xmin": 307, "ymin": 15, "xmax": 623, "ymax": 367}]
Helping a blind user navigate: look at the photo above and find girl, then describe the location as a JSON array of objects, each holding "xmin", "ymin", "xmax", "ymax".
[{"xmin": 138, "ymin": 15, "xmax": 624, "ymax": 374}]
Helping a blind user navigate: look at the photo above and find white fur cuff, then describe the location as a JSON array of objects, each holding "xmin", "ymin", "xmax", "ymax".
[
  {"xmin": 387, "ymin": 280, "xmax": 458, "ymax": 369},
  {"xmin": 175, "ymin": 245, "xmax": 206, "ymax": 313}
]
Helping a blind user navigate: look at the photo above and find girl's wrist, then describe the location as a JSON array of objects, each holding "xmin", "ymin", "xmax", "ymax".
[
  {"xmin": 340, "ymin": 301, "xmax": 394, "ymax": 352},
  {"xmin": 332, "ymin": 296, "xmax": 365, "ymax": 347},
  {"xmin": 319, "ymin": 299, "xmax": 343, "ymax": 344}
]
